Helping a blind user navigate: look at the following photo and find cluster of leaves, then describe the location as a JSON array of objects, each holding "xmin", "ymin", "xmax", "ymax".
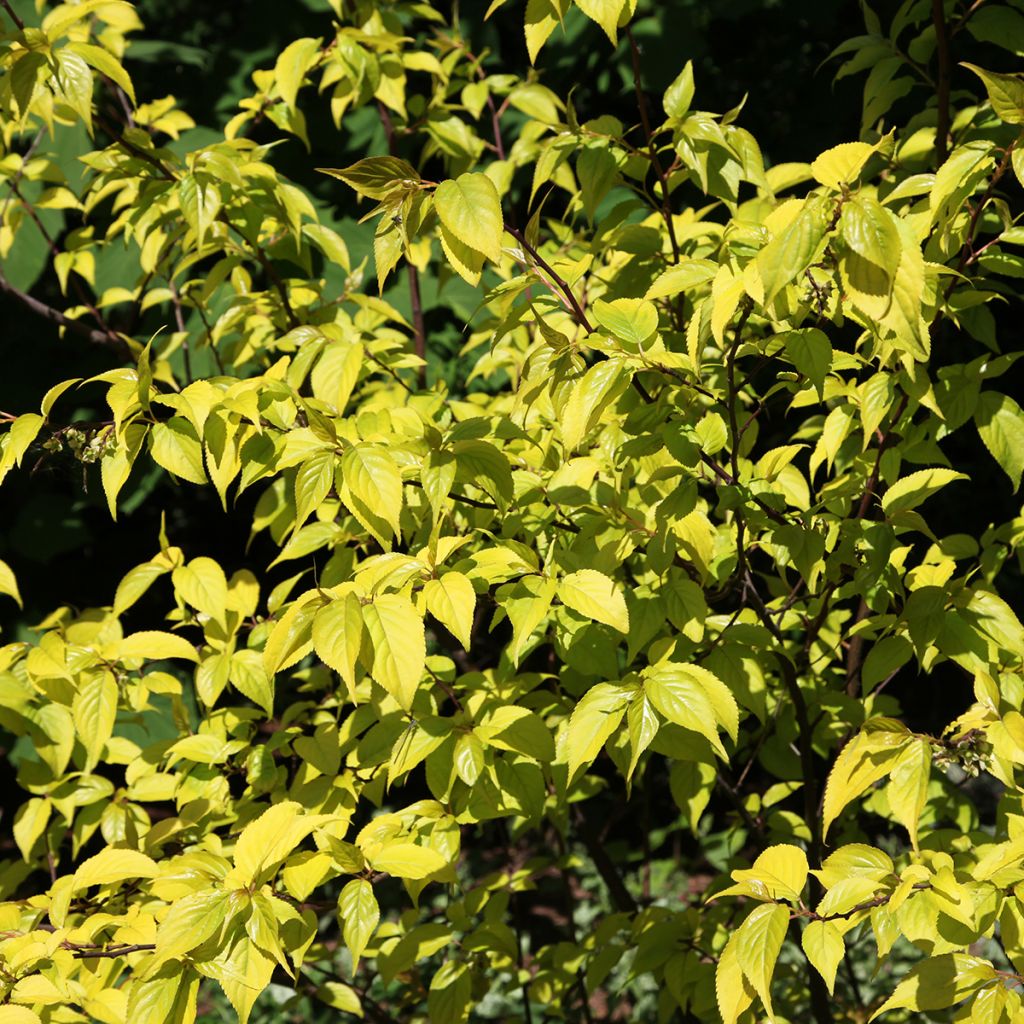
[{"xmin": 1, "ymin": 1, "xmax": 1024, "ymax": 1022}]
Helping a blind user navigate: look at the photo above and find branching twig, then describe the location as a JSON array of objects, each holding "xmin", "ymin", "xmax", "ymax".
[{"xmin": 0, "ymin": 269, "xmax": 131, "ymax": 358}]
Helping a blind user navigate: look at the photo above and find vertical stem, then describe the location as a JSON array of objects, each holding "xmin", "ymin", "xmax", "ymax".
[
  {"xmin": 932, "ymin": 0, "xmax": 951, "ymax": 166},
  {"xmin": 406, "ymin": 261, "xmax": 427, "ymax": 389},
  {"xmin": 379, "ymin": 101, "xmax": 428, "ymax": 385},
  {"xmin": 168, "ymin": 280, "xmax": 194, "ymax": 385},
  {"xmin": 626, "ymin": 27, "xmax": 680, "ymax": 264}
]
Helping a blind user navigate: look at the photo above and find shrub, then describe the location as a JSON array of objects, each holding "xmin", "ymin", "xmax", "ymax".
[{"xmin": 1, "ymin": 1, "xmax": 1024, "ymax": 1022}]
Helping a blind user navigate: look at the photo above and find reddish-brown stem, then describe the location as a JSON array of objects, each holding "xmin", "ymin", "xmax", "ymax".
[
  {"xmin": 0, "ymin": 0, "xmax": 24, "ymax": 29},
  {"xmin": 508, "ymin": 226, "xmax": 594, "ymax": 333},
  {"xmin": 626, "ymin": 27, "xmax": 680, "ymax": 264},
  {"xmin": 406, "ymin": 261, "xmax": 427, "ymax": 388}
]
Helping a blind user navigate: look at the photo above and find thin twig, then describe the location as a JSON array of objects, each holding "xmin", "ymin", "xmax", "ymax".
[
  {"xmin": 508, "ymin": 226, "xmax": 593, "ymax": 332},
  {"xmin": 626, "ymin": 27, "xmax": 680, "ymax": 264},
  {"xmin": 0, "ymin": 0, "xmax": 24, "ymax": 29},
  {"xmin": 0, "ymin": 269, "xmax": 131, "ymax": 358}
]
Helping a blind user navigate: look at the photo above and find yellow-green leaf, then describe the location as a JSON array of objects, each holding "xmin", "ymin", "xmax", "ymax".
[
  {"xmin": 881, "ymin": 468, "xmax": 967, "ymax": 515},
  {"xmin": 370, "ymin": 842, "xmax": 447, "ymax": 880},
  {"xmin": 434, "ymin": 172, "xmax": 504, "ymax": 263},
  {"xmin": 274, "ymin": 36, "xmax": 321, "ymax": 111},
  {"xmin": 801, "ymin": 919, "xmax": 845, "ymax": 995},
  {"xmin": 339, "ymin": 878, "xmax": 378, "ymax": 970},
  {"xmin": 119, "ymin": 631, "xmax": 199, "ymax": 663},
  {"xmin": 73, "ymin": 847, "xmax": 159, "ymax": 889},
  {"xmin": 424, "ymin": 571, "xmax": 476, "ymax": 649},
  {"xmin": 312, "ymin": 591, "xmax": 365, "ymax": 702},
  {"xmin": 558, "ymin": 568, "xmax": 629, "ymax": 633},
  {"xmin": 363, "ymin": 594, "xmax": 425, "ymax": 710},
  {"xmin": 733, "ymin": 902, "xmax": 789, "ymax": 1020},
  {"xmin": 0, "ymin": 557, "xmax": 22, "ymax": 607},
  {"xmin": 72, "ymin": 672, "xmax": 118, "ymax": 772}
]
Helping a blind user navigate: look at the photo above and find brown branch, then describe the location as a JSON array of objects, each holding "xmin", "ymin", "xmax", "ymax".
[
  {"xmin": 572, "ymin": 806, "xmax": 637, "ymax": 915},
  {"xmin": 96, "ymin": 115, "xmax": 178, "ymax": 182},
  {"xmin": 67, "ymin": 942, "xmax": 156, "ymax": 959},
  {"xmin": 0, "ymin": 268, "xmax": 131, "ymax": 359},
  {"xmin": 168, "ymin": 280, "xmax": 193, "ymax": 384},
  {"xmin": 626, "ymin": 27, "xmax": 680, "ymax": 264},
  {"xmin": 508, "ymin": 226, "xmax": 593, "ymax": 333},
  {"xmin": 405, "ymin": 262, "xmax": 427, "ymax": 388},
  {"xmin": 6, "ymin": 178, "xmax": 121, "ymax": 342},
  {"xmin": 0, "ymin": 0, "xmax": 24, "ymax": 29},
  {"xmin": 947, "ymin": 139, "xmax": 1018, "ymax": 292}
]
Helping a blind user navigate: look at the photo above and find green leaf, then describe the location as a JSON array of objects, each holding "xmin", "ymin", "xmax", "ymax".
[
  {"xmin": 558, "ymin": 569, "xmax": 629, "ymax": 633},
  {"xmin": 560, "ymin": 358, "xmax": 629, "ymax": 451},
  {"xmin": 501, "ymin": 575, "xmax": 556, "ymax": 664},
  {"xmin": 577, "ymin": 146, "xmax": 620, "ymax": 220},
  {"xmin": 566, "ymin": 682, "xmax": 632, "ymax": 780},
  {"xmin": 428, "ymin": 961, "xmax": 472, "ymax": 1024},
  {"xmin": 975, "ymin": 391, "xmax": 1024, "ymax": 490},
  {"xmin": 644, "ymin": 663, "xmax": 734, "ymax": 756},
  {"xmin": 52, "ymin": 49, "xmax": 94, "ymax": 132},
  {"xmin": 339, "ymin": 879, "xmax": 379, "ymax": 970},
  {"xmin": 154, "ymin": 889, "xmax": 229, "ymax": 966},
  {"xmin": 294, "ymin": 451, "xmax": 335, "ymax": 528},
  {"xmin": 424, "ymin": 572, "xmax": 476, "ymax": 649},
  {"xmin": 591, "ymin": 298, "xmax": 659, "ymax": 348},
  {"xmin": 962, "ymin": 63, "xmax": 1024, "ymax": 125},
  {"xmin": 312, "ymin": 591, "xmax": 365, "ymax": 702},
  {"xmin": 434, "ymin": 172, "xmax": 504, "ymax": 263},
  {"xmin": 758, "ymin": 198, "xmax": 827, "ymax": 302},
  {"xmin": 664, "ymin": 61, "xmax": 695, "ymax": 118},
  {"xmin": 476, "ymin": 705, "xmax": 555, "ymax": 762},
  {"xmin": 0, "ymin": 558, "xmax": 22, "ymax": 607},
  {"xmin": 274, "ymin": 37, "xmax": 321, "ymax": 111},
  {"xmin": 363, "ymin": 594, "xmax": 425, "ymax": 710},
  {"xmin": 869, "ymin": 953, "xmax": 996, "ymax": 1019},
  {"xmin": 319, "ymin": 156, "xmax": 421, "ymax": 199},
  {"xmin": 340, "ymin": 445, "xmax": 403, "ymax": 547},
  {"xmin": 732, "ymin": 903, "xmax": 789, "ymax": 1019},
  {"xmin": 840, "ymin": 196, "xmax": 902, "ymax": 279},
  {"xmin": 783, "ymin": 327, "xmax": 833, "ymax": 399},
  {"xmin": 801, "ymin": 920, "xmax": 845, "ymax": 995},
  {"xmin": 881, "ymin": 468, "xmax": 967, "ymax": 515}
]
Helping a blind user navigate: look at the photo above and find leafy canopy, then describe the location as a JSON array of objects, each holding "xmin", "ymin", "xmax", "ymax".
[{"xmin": 1, "ymin": 1, "xmax": 1024, "ymax": 1023}]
